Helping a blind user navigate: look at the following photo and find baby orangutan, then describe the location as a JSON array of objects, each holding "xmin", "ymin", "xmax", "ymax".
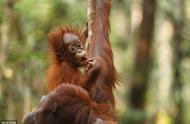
[{"xmin": 46, "ymin": 27, "xmax": 100, "ymax": 93}]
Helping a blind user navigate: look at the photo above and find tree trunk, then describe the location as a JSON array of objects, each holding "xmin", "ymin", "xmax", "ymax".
[
  {"xmin": 128, "ymin": 0, "xmax": 157, "ymax": 123},
  {"xmin": 86, "ymin": 0, "xmax": 94, "ymax": 50},
  {"xmin": 171, "ymin": 0, "xmax": 185, "ymax": 123},
  {"xmin": 0, "ymin": 0, "xmax": 23, "ymax": 120}
]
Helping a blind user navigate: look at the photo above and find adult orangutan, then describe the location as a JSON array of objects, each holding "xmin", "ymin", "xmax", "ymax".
[
  {"xmin": 23, "ymin": 84, "xmax": 117, "ymax": 124},
  {"xmin": 23, "ymin": 0, "xmax": 118, "ymax": 123}
]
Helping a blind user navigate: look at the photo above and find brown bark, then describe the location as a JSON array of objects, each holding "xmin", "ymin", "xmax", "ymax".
[
  {"xmin": 86, "ymin": 0, "xmax": 95, "ymax": 50},
  {"xmin": 128, "ymin": 0, "xmax": 157, "ymax": 123}
]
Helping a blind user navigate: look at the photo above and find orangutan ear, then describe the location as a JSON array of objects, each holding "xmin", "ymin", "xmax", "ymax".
[
  {"xmin": 80, "ymin": 23, "xmax": 88, "ymax": 46},
  {"xmin": 56, "ymin": 49, "xmax": 66, "ymax": 61}
]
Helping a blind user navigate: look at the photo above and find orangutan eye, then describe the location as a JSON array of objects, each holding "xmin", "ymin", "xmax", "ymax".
[
  {"xmin": 70, "ymin": 45, "xmax": 77, "ymax": 53},
  {"xmin": 77, "ymin": 42, "xmax": 81, "ymax": 48}
]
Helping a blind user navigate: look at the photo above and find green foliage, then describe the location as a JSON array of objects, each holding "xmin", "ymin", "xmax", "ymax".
[{"xmin": 119, "ymin": 109, "xmax": 147, "ymax": 124}]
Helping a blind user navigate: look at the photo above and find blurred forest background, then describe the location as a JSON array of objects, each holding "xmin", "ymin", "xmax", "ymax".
[{"xmin": 0, "ymin": 0, "xmax": 190, "ymax": 124}]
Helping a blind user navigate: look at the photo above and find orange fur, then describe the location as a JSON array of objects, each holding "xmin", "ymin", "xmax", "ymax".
[
  {"xmin": 46, "ymin": 27, "xmax": 86, "ymax": 93},
  {"xmin": 37, "ymin": 84, "xmax": 116, "ymax": 124}
]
